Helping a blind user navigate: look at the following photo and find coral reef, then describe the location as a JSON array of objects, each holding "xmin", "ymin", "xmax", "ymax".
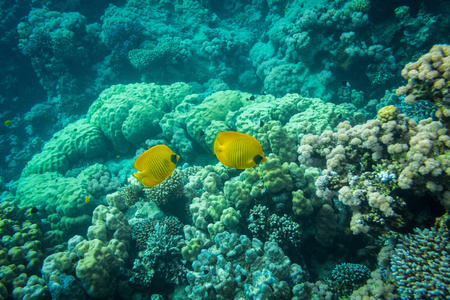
[
  {"xmin": 21, "ymin": 119, "xmax": 107, "ymax": 176},
  {"xmin": 2, "ymin": 0, "xmax": 450, "ymax": 296},
  {"xmin": 41, "ymin": 205, "xmax": 130, "ymax": 299},
  {"xmin": 144, "ymin": 169, "xmax": 184, "ymax": 208},
  {"xmin": 14, "ymin": 172, "xmax": 95, "ymax": 237},
  {"xmin": 330, "ymin": 262, "xmax": 370, "ymax": 297},
  {"xmin": 130, "ymin": 223, "xmax": 187, "ymax": 288},
  {"xmin": 248, "ymin": 205, "xmax": 302, "ymax": 249},
  {"xmin": 396, "ymin": 44, "xmax": 450, "ymax": 124},
  {"xmin": 391, "ymin": 224, "xmax": 450, "ymax": 299},
  {"xmin": 87, "ymin": 82, "xmax": 193, "ymax": 153},
  {"xmin": 298, "ymin": 105, "xmax": 450, "ymax": 234},
  {"xmin": 185, "ymin": 231, "xmax": 295, "ymax": 299}
]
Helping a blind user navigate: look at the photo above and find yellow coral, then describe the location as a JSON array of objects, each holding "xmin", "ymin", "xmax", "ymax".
[{"xmin": 377, "ymin": 105, "xmax": 398, "ymax": 122}]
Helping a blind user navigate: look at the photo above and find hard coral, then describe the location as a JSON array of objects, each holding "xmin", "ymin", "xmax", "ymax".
[
  {"xmin": 299, "ymin": 106, "xmax": 450, "ymax": 234},
  {"xmin": 396, "ymin": 44, "xmax": 450, "ymax": 124},
  {"xmin": 391, "ymin": 225, "xmax": 450, "ymax": 299},
  {"xmin": 349, "ymin": 0, "xmax": 371, "ymax": 13},
  {"xmin": 144, "ymin": 169, "xmax": 184, "ymax": 208},
  {"xmin": 131, "ymin": 223, "xmax": 186, "ymax": 288},
  {"xmin": 331, "ymin": 263, "xmax": 370, "ymax": 297},
  {"xmin": 377, "ymin": 105, "xmax": 398, "ymax": 122}
]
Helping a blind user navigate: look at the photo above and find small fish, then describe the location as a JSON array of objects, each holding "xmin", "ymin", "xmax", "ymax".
[
  {"xmin": 259, "ymin": 119, "xmax": 265, "ymax": 127},
  {"xmin": 342, "ymin": 81, "xmax": 351, "ymax": 87},
  {"xmin": 116, "ymin": 155, "xmax": 120, "ymax": 158},
  {"xmin": 4, "ymin": 120, "xmax": 12, "ymax": 126},
  {"xmin": 85, "ymin": 196, "xmax": 90, "ymax": 203},
  {"xmin": 133, "ymin": 144, "xmax": 180, "ymax": 187},
  {"xmin": 213, "ymin": 131, "xmax": 267, "ymax": 169}
]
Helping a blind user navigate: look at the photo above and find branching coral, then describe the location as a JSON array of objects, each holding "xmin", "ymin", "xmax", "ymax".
[
  {"xmin": 248, "ymin": 205, "xmax": 302, "ymax": 249},
  {"xmin": 144, "ymin": 169, "xmax": 184, "ymax": 208},
  {"xmin": 330, "ymin": 263, "xmax": 370, "ymax": 297},
  {"xmin": 391, "ymin": 224, "xmax": 450, "ymax": 299},
  {"xmin": 131, "ymin": 223, "xmax": 187, "ymax": 288}
]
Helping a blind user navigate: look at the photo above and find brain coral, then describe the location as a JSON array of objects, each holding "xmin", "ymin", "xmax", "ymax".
[{"xmin": 88, "ymin": 82, "xmax": 194, "ymax": 153}]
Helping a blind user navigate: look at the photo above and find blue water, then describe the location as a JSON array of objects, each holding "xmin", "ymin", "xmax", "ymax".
[{"xmin": 0, "ymin": 0, "xmax": 449, "ymax": 299}]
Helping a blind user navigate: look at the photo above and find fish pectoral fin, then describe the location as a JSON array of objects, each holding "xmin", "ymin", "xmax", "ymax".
[{"xmin": 132, "ymin": 172, "xmax": 145, "ymax": 183}]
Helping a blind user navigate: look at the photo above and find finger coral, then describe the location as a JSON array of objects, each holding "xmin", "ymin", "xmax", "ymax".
[
  {"xmin": 298, "ymin": 105, "xmax": 450, "ymax": 234},
  {"xmin": 396, "ymin": 44, "xmax": 450, "ymax": 124}
]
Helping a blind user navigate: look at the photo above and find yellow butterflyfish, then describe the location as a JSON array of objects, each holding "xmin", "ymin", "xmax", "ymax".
[
  {"xmin": 213, "ymin": 131, "xmax": 267, "ymax": 169},
  {"xmin": 4, "ymin": 120, "xmax": 12, "ymax": 126},
  {"xmin": 85, "ymin": 196, "xmax": 90, "ymax": 203},
  {"xmin": 132, "ymin": 144, "xmax": 180, "ymax": 187}
]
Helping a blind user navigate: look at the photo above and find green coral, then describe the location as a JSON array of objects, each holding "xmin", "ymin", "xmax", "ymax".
[
  {"xmin": 88, "ymin": 82, "xmax": 193, "ymax": 153},
  {"xmin": 224, "ymin": 180, "xmax": 254, "ymax": 211},
  {"xmin": 185, "ymin": 90, "xmax": 252, "ymax": 151},
  {"xmin": 286, "ymin": 97, "xmax": 360, "ymax": 137},
  {"xmin": 181, "ymin": 238, "xmax": 203, "ymax": 262},
  {"xmin": 15, "ymin": 172, "xmax": 93, "ymax": 236},
  {"xmin": 260, "ymin": 154, "xmax": 293, "ymax": 194},
  {"xmin": 292, "ymin": 190, "xmax": 313, "ymax": 216},
  {"xmin": 22, "ymin": 119, "xmax": 107, "ymax": 176}
]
